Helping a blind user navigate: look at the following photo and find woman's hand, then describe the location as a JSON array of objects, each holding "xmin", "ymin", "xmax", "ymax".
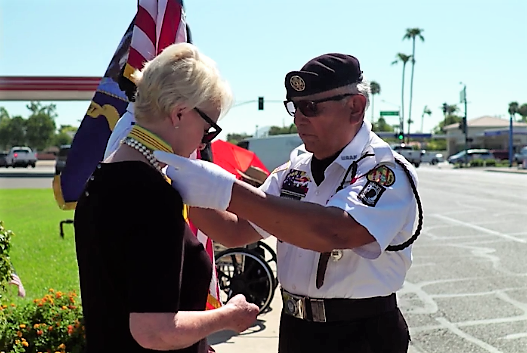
[{"xmin": 223, "ymin": 294, "xmax": 260, "ymax": 333}]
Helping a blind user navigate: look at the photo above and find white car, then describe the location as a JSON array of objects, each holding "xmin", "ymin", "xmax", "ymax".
[
  {"xmin": 391, "ymin": 144, "xmax": 422, "ymax": 168},
  {"xmin": 5, "ymin": 146, "xmax": 37, "ymax": 168}
]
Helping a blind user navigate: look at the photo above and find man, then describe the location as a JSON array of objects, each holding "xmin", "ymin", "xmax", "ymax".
[{"xmin": 154, "ymin": 53, "xmax": 422, "ymax": 353}]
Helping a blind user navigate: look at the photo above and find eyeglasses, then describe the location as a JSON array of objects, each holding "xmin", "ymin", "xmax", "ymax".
[
  {"xmin": 194, "ymin": 108, "xmax": 222, "ymax": 144},
  {"xmin": 284, "ymin": 93, "xmax": 355, "ymax": 117}
]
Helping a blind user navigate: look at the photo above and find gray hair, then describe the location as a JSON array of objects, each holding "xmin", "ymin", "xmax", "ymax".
[{"xmin": 347, "ymin": 80, "xmax": 371, "ymax": 111}]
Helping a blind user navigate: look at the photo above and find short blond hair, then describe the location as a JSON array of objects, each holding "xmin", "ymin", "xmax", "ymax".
[{"xmin": 131, "ymin": 43, "xmax": 233, "ymax": 123}]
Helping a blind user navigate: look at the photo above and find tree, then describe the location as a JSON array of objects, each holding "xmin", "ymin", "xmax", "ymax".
[
  {"xmin": 268, "ymin": 124, "xmax": 297, "ymax": 135},
  {"xmin": 0, "ymin": 116, "xmax": 26, "ymax": 149},
  {"xmin": 373, "ymin": 117, "xmax": 394, "ymax": 132},
  {"xmin": 0, "ymin": 107, "xmax": 9, "ymax": 123},
  {"xmin": 420, "ymin": 105, "xmax": 432, "ymax": 132},
  {"xmin": 508, "ymin": 101, "xmax": 519, "ymax": 121},
  {"xmin": 434, "ymin": 112, "xmax": 462, "ymax": 134},
  {"xmin": 226, "ymin": 133, "xmax": 252, "ymax": 145},
  {"xmin": 403, "ymin": 28, "xmax": 425, "ymax": 137},
  {"xmin": 392, "ymin": 53, "xmax": 412, "ymax": 134},
  {"xmin": 370, "ymin": 81, "xmax": 381, "ymax": 125},
  {"xmin": 25, "ymin": 102, "xmax": 57, "ymax": 151},
  {"xmin": 517, "ymin": 103, "xmax": 527, "ymax": 122}
]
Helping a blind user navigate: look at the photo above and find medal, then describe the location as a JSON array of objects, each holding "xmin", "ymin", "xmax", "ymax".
[{"xmin": 331, "ymin": 250, "xmax": 343, "ymax": 262}]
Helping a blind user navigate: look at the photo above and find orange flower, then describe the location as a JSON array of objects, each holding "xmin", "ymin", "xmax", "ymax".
[
  {"xmin": 17, "ymin": 331, "xmax": 22, "ymax": 337},
  {"xmin": 58, "ymin": 343, "xmax": 66, "ymax": 349},
  {"xmin": 62, "ymin": 305, "xmax": 68, "ymax": 310},
  {"xmin": 48, "ymin": 326, "xmax": 53, "ymax": 332},
  {"xmin": 22, "ymin": 341, "xmax": 29, "ymax": 347},
  {"xmin": 15, "ymin": 339, "xmax": 20, "ymax": 345},
  {"xmin": 34, "ymin": 323, "xmax": 40, "ymax": 329},
  {"xmin": 19, "ymin": 324, "xmax": 26, "ymax": 329},
  {"xmin": 49, "ymin": 288, "xmax": 54, "ymax": 293},
  {"xmin": 37, "ymin": 329, "xmax": 43, "ymax": 336}
]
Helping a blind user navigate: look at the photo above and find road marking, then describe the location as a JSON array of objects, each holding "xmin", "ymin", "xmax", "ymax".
[
  {"xmin": 435, "ymin": 317, "xmax": 504, "ymax": 353},
  {"xmin": 431, "ymin": 214, "xmax": 527, "ymax": 243}
]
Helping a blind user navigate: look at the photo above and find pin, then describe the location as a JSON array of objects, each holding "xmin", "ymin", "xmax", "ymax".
[{"xmin": 331, "ymin": 250, "xmax": 343, "ymax": 262}]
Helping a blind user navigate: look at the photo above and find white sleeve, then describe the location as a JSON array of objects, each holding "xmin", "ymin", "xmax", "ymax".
[
  {"xmin": 104, "ymin": 103, "xmax": 135, "ymax": 159},
  {"xmin": 247, "ymin": 162, "xmax": 289, "ymax": 239},
  {"xmin": 326, "ymin": 164, "xmax": 416, "ymax": 259}
]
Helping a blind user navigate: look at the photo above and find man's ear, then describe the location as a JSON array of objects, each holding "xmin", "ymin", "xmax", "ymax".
[{"xmin": 346, "ymin": 95, "xmax": 367, "ymax": 122}]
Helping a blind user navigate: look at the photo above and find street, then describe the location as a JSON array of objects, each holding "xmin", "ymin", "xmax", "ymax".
[
  {"xmin": 1, "ymin": 164, "xmax": 527, "ymax": 352},
  {"xmin": 399, "ymin": 166, "xmax": 527, "ymax": 353}
]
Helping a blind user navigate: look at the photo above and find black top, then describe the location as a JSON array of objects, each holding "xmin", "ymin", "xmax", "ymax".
[
  {"xmin": 74, "ymin": 161, "xmax": 212, "ymax": 353},
  {"xmin": 310, "ymin": 148, "xmax": 344, "ymax": 185}
]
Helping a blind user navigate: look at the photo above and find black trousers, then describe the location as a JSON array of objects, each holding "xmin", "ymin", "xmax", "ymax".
[{"xmin": 278, "ymin": 308, "xmax": 410, "ymax": 353}]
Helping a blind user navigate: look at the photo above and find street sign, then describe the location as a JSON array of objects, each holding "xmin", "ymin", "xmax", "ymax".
[{"xmin": 380, "ymin": 111, "xmax": 399, "ymax": 116}]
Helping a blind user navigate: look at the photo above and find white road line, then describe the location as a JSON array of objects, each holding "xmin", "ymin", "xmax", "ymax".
[
  {"xmin": 431, "ymin": 214, "xmax": 527, "ymax": 243},
  {"xmin": 435, "ymin": 317, "xmax": 504, "ymax": 353}
]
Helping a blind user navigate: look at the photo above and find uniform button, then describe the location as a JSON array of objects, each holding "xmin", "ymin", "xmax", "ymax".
[
  {"xmin": 85, "ymin": 191, "xmax": 89, "ymax": 197},
  {"xmin": 90, "ymin": 176, "xmax": 95, "ymax": 181},
  {"xmin": 315, "ymin": 191, "xmax": 319, "ymax": 195}
]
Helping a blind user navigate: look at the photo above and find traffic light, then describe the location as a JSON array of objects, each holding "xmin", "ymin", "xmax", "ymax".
[
  {"xmin": 395, "ymin": 132, "xmax": 404, "ymax": 141},
  {"xmin": 459, "ymin": 117, "xmax": 467, "ymax": 134},
  {"xmin": 258, "ymin": 97, "xmax": 264, "ymax": 110},
  {"xmin": 442, "ymin": 103, "xmax": 448, "ymax": 115}
]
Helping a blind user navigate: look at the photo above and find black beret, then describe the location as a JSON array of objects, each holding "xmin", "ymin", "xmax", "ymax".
[{"xmin": 285, "ymin": 53, "xmax": 363, "ymax": 99}]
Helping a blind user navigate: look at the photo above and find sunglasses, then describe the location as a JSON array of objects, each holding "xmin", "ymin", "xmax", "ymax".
[
  {"xmin": 194, "ymin": 108, "xmax": 222, "ymax": 144},
  {"xmin": 284, "ymin": 93, "xmax": 355, "ymax": 117}
]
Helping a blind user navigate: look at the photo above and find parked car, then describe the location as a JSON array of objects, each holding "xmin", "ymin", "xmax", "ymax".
[
  {"xmin": 447, "ymin": 149, "xmax": 494, "ymax": 164},
  {"xmin": 514, "ymin": 146, "xmax": 527, "ymax": 166},
  {"xmin": 391, "ymin": 144, "xmax": 422, "ymax": 167},
  {"xmin": 55, "ymin": 145, "xmax": 71, "ymax": 175},
  {"xmin": 421, "ymin": 151, "xmax": 444, "ymax": 165},
  {"xmin": 5, "ymin": 147, "xmax": 37, "ymax": 168},
  {"xmin": 0, "ymin": 152, "xmax": 7, "ymax": 167}
]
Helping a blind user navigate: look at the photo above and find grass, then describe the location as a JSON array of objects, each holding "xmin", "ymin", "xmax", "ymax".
[{"xmin": 0, "ymin": 189, "xmax": 78, "ymax": 305}]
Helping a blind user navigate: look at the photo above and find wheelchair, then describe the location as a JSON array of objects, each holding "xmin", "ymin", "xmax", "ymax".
[{"xmin": 214, "ymin": 240, "xmax": 278, "ymax": 314}]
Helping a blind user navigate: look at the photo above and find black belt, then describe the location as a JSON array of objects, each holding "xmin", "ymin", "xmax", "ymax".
[{"xmin": 281, "ymin": 289, "xmax": 397, "ymax": 323}]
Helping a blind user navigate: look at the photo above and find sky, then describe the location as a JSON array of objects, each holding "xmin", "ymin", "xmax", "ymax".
[{"xmin": 1, "ymin": 0, "xmax": 526, "ymax": 140}]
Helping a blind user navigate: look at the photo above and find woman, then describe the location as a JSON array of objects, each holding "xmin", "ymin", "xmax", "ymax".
[{"xmin": 74, "ymin": 43, "xmax": 259, "ymax": 353}]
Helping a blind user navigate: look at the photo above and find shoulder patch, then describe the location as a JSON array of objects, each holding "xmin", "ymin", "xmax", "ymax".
[
  {"xmin": 366, "ymin": 165, "xmax": 396, "ymax": 187},
  {"xmin": 272, "ymin": 161, "xmax": 291, "ymax": 174}
]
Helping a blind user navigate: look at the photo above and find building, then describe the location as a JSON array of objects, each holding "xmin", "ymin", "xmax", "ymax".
[{"xmin": 444, "ymin": 116, "xmax": 527, "ymax": 156}]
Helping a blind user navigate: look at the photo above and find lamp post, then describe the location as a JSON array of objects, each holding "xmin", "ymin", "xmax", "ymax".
[{"xmin": 459, "ymin": 83, "xmax": 468, "ymax": 165}]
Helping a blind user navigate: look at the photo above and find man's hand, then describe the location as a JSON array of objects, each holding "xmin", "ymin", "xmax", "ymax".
[{"xmin": 154, "ymin": 151, "xmax": 236, "ymax": 211}]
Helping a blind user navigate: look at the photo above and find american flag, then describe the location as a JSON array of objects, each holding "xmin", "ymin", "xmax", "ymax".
[{"xmin": 55, "ymin": 0, "xmax": 221, "ymax": 310}]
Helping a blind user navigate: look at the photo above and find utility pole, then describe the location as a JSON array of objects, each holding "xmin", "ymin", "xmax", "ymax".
[{"xmin": 460, "ymin": 83, "xmax": 468, "ymax": 165}]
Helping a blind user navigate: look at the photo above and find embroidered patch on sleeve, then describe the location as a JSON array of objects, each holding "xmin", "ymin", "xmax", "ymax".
[
  {"xmin": 366, "ymin": 165, "xmax": 396, "ymax": 187},
  {"xmin": 357, "ymin": 181, "xmax": 386, "ymax": 207}
]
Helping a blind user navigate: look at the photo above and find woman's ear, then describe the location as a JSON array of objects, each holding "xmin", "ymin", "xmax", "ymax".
[{"xmin": 169, "ymin": 105, "xmax": 187, "ymax": 127}]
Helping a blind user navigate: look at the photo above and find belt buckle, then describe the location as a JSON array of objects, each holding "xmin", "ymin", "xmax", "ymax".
[
  {"xmin": 309, "ymin": 298, "xmax": 326, "ymax": 323},
  {"xmin": 282, "ymin": 290, "xmax": 306, "ymax": 320}
]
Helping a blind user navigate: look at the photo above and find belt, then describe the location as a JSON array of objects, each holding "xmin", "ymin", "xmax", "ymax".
[{"xmin": 281, "ymin": 289, "xmax": 397, "ymax": 323}]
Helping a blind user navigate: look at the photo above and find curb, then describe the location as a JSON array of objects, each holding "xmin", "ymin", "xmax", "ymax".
[{"xmin": 484, "ymin": 168, "xmax": 527, "ymax": 175}]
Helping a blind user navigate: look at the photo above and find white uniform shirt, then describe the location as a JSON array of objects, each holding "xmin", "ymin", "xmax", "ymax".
[{"xmin": 254, "ymin": 121, "xmax": 418, "ymax": 299}]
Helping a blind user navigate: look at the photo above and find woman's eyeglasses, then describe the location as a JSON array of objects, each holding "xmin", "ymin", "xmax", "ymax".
[
  {"xmin": 283, "ymin": 93, "xmax": 354, "ymax": 117},
  {"xmin": 194, "ymin": 108, "xmax": 222, "ymax": 144}
]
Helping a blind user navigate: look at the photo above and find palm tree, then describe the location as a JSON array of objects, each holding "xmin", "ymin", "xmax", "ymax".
[
  {"xmin": 518, "ymin": 103, "xmax": 527, "ymax": 122},
  {"xmin": 420, "ymin": 105, "xmax": 432, "ymax": 132},
  {"xmin": 391, "ymin": 53, "xmax": 412, "ymax": 135},
  {"xmin": 508, "ymin": 101, "xmax": 519, "ymax": 120},
  {"xmin": 403, "ymin": 28, "xmax": 425, "ymax": 136},
  {"xmin": 370, "ymin": 81, "xmax": 381, "ymax": 124}
]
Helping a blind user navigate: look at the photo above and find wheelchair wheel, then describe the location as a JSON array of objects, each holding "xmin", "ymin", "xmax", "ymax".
[{"xmin": 215, "ymin": 247, "xmax": 275, "ymax": 313}]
